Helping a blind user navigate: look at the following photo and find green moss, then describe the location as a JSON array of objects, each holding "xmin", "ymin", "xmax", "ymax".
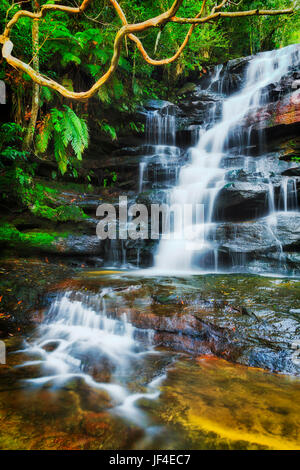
[
  {"xmin": 1, "ymin": 169, "xmax": 88, "ymax": 222},
  {"xmin": 44, "ymin": 179, "xmax": 95, "ymax": 194},
  {"xmin": 0, "ymin": 222, "xmax": 63, "ymax": 249},
  {"xmin": 31, "ymin": 203, "xmax": 88, "ymax": 222}
]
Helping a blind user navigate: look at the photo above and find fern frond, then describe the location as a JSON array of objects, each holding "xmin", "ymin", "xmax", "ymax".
[
  {"xmin": 36, "ymin": 106, "xmax": 89, "ymax": 174},
  {"xmin": 98, "ymin": 85, "xmax": 111, "ymax": 104},
  {"xmin": 79, "ymin": 118, "xmax": 89, "ymax": 149},
  {"xmin": 53, "ymin": 131, "xmax": 67, "ymax": 174},
  {"xmin": 36, "ymin": 117, "xmax": 53, "ymax": 153}
]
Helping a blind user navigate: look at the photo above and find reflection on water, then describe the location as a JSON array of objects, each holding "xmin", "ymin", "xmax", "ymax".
[
  {"xmin": 1, "ymin": 351, "xmax": 300, "ymax": 450},
  {"xmin": 150, "ymin": 357, "xmax": 300, "ymax": 450}
]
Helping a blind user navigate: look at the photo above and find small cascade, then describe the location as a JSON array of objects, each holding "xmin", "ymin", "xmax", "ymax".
[
  {"xmin": 17, "ymin": 289, "xmax": 167, "ymax": 426},
  {"xmin": 208, "ymin": 63, "xmax": 223, "ymax": 93},
  {"xmin": 279, "ymin": 178, "xmax": 298, "ymax": 212},
  {"xmin": 138, "ymin": 106, "xmax": 179, "ymax": 194},
  {"xmin": 154, "ymin": 44, "xmax": 300, "ymax": 273},
  {"xmin": 146, "ymin": 108, "xmax": 176, "ymax": 147}
]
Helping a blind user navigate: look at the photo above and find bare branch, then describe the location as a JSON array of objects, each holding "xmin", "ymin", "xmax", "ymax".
[
  {"xmin": 171, "ymin": 9, "xmax": 293, "ymax": 25},
  {"xmin": 211, "ymin": 1, "xmax": 228, "ymax": 15}
]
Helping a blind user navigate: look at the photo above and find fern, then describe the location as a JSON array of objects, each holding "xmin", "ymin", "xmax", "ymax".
[
  {"xmin": 63, "ymin": 105, "xmax": 88, "ymax": 160},
  {"xmin": 40, "ymin": 87, "xmax": 53, "ymax": 105},
  {"xmin": 61, "ymin": 52, "xmax": 81, "ymax": 67},
  {"xmin": 98, "ymin": 85, "xmax": 111, "ymax": 104},
  {"xmin": 35, "ymin": 106, "xmax": 89, "ymax": 175},
  {"xmin": 36, "ymin": 116, "xmax": 53, "ymax": 153},
  {"xmin": 101, "ymin": 122, "xmax": 117, "ymax": 141},
  {"xmin": 113, "ymin": 77, "xmax": 124, "ymax": 100}
]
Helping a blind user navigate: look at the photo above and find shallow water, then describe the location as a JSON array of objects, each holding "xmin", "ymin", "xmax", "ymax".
[{"xmin": 0, "ymin": 270, "xmax": 299, "ymax": 449}]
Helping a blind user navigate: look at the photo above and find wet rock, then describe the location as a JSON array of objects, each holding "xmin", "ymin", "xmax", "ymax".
[
  {"xmin": 41, "ymin": 341, "xmax": 60, "ymax": 352},
  {"xmin": 175, "ymin": 90, "xmax": 222, "ymax": 131},
  {"xmin": 239, "ymin": 348, "xmax": 298, "ymax": 375},
  {"xmin": 246, "ymin": 90, "xmax": 300, "ymax": 144},
  {"xmin": 225, "ymin": 55, "xmax": 253, "ymax": 75},
  {"xmin": 290, "ymin": 308, "xmax": 300, "ymax": 314},
  {"xmin": 215, "ymin": 212, "xmax": 300, "ymax": 254},
  {"xmin": 209, "ymin": 56, "xmax": 252, "ymax": 95},
  {"xmin": 51, "ymin": 235, "xmax": 103, "ymax": 256},
  {"xmin": 178, "ymin": 82, "xmax": 197, "ymax": 95},
  {"xmin": 282, "ymin": 166, "xmax": 300, "ymax": 176},
  {"xmin": 292, "ymin": 79, "xmax": 300, "ymax": 90},
  {"xmin": 0, "ymin": 259, "xmax": 75, "ymax": 337},
  {"xmin": 214, "ymin": 182, "xmax": 272, "ymax": 221},
  {"xmin": 144, "ymin": 99, "xmax": 176, "ymax": 112}
]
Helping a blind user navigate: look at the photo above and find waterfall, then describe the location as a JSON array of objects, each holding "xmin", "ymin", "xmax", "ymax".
[
  {"xmin": 146, "ymin": 108, "xmax": 176, "ymax": 147},
  {"xmin": 138, "ymin": 106, "xmax": 178, "ymax": 194},
  {"xmin": 155, "ymin": 44, "xmax": 300, "ymax": 272}
]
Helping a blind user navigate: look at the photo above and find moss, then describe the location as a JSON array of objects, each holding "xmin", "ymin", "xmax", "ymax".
[
  {"xmin": 31, "ymin": 203, "xmax": 88, "ymax": 222},
  {"xmin": 1, "ymin": 170, "xmax": 89, "ymax": 223},
  {"xmin": 0, "ymin": 222, "xmax": 65, "ymax": 249},
  {"xmin": 44, "ymin": 179, "xmax": 96, "ymax": 194}
]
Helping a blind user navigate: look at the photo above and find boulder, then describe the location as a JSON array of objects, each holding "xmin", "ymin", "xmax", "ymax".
[
  {"xmin": 246, "ymin": 90, "xmax": 300, "ymax": 143},
  {"xmin": 282, "ymin": 166, "xmax": 300, "ymax": 176},
  {"xmin": 214, "ymin": 182, "xmax": 272, "ymax": 221},
  {"xmin": 215, "ymin": 212, "xmax": 300, "ymax": 254},
  {"xmin": 51, "ymin": 235, "xmax": 103, "ymax": 256}
]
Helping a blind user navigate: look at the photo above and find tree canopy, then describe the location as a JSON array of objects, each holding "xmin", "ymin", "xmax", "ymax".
[
  {"xmin": 0, "ymin": 0, "xmax": 299, "ymax": 184},
  {"xmin": 0, "ymin": 0, "xmax": 297, "ymax": 99}
]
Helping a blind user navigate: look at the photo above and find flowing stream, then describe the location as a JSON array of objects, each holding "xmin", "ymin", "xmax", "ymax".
[{"xmin": 17, "ymin": 287, "xmax": 171, "ymax": 429}]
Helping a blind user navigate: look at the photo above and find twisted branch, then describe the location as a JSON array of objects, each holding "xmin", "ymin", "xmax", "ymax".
[
  {"xmin": 0, "ymin": 0, "xmax": 294, "ymax": 100},
  {"xmin": 109, "ymin": 0, "xmax": 208, "ymax": 66}
]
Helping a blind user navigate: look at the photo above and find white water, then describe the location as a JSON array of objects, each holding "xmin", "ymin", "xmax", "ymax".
[
  {"xmin": 17, "ymin": 289, "xmax": 167, "ymax": 426},
  {"xmin": 155, "ymin": 44, "xmax": 300, "ymax": 272},
  {"xmin": 139, "ymin": 107, "xmax": 179, "ymax": 194}
]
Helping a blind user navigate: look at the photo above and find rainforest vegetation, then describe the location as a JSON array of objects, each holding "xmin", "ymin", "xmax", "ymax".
[{"xmin": 0, "ymin": 0, "xmax": 299, "ymax": 249}]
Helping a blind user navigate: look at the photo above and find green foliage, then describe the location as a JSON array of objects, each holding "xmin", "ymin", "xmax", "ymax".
[
  {"xmin": 129, "ymin": 121, "xmax": 145, "ymax": 133},
  {"xmin": 0, "ymin": 123, "xmax": 28, "ymax": 166},
  {"xmin": 103, "ymin": 170, "xmax": 117, "ymax": 188},
  {"xmin": 0, "ymin": 123, "xmax": 24, "ymax": 151},
  {"xmin": 219, "ymin": 0, "xmax": 299, "ymax": 56},
  {"xmin": 1, "ymin": 167, "xmax": 88, "ymax": 222},
  {"xmin": 36, "ymin": 105, "xmax": 89, "ymax": 174},
  {"xmin": 98, "ymin": 120, "xmax": 117, "ymax": 141},
  {"xmin": 17, "ymin": 173, "xmax": 88, "ymax": 221},
  {"xmin": 0, "ymin": 0, "xmax": 298, "ymax": 189},
  {"xmin": 0, "ymin": 222, "xmax": 57, "ymax": 249},
  {"xmin": 31, "ymin": 203, "xmax": 88, "ymax": 222}
]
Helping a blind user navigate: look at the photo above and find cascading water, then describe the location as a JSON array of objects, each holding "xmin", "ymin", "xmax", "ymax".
[
  {"xmin": 155, "ymin": 44, "xmax": 300, "ymax": 273},
  {"xmin": 17, "ymin": 288, "xmax": 169, "ymax": 427},
  {"xmin": 138, "ymin": 106, "xmax": 179, "ymax": 194}
]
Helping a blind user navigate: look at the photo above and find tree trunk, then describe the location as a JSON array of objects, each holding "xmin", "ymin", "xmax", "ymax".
[{"xmin": 23, "ymin": 2, "xmax": 40, "ymax": 150}]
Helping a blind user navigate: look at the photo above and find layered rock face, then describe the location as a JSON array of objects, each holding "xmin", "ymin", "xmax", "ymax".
[
  {"xmin": 30, "ymin": 45, "xmax": 300, "ymax": 274},
  {"xmin": 123, "ymin": 44, "xmax": 300, "ymax": 274}
]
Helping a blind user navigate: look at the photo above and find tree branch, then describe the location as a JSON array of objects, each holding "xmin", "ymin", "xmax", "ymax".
[
  {"xmin": 0, "ymin": 0, "xmax": 294, "ymax": 100},
  {"xmin": 171, "ymin": 9, "xmax": 293, "ymax": 24}
]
